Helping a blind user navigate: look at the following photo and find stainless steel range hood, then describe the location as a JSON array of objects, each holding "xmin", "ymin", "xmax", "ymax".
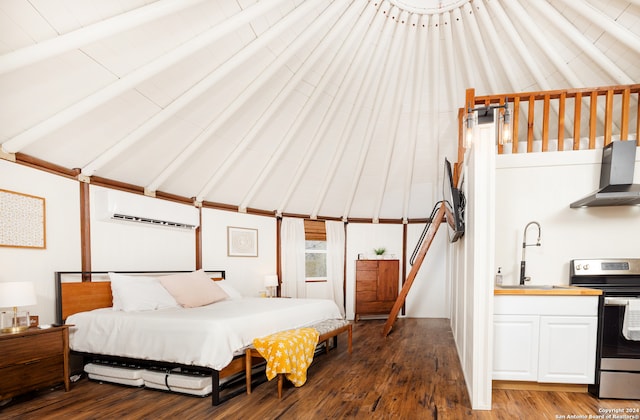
[{"xmin": 570, "ymin": 140, "xmax": 640, "ymax": 208}]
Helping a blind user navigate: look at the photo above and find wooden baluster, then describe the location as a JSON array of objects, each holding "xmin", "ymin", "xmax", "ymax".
[
  {"xmin": 512, "ymin": 96, "xmax": 520, "ymax": 154},
  {"xmin": 589, "ymin": 91, "xmax": 597, "ymax": 149},
  {"xmin": 573, "ymin": 91, "xmax": 582, "ymax": 150},
  {"xmin": 542, "ymin": 94, "xmax": 550, "ymax": 152},
  {"xmin": 604, "ymin": 89, "xmax": 613, "ymax": 146},
  {"xmin": 527, "ymin": 96, "xmax": 534, "ymax": 153},
  {"xmin": 620, "ymin": 87, "xmax": 630, "ymax": 140},
  {"xmin": 557, "ymin": 92, "xmax": 566, "ymax": 151}
]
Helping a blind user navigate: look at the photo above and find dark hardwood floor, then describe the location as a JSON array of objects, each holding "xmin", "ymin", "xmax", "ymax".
[{"xmin": 1, "ymin": 318, "xmax": 639, "ymax": 419}]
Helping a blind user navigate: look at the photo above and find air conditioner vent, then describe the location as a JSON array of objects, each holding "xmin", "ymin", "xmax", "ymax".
[{"xmin": 96, "ymin": 190, "xmax": 199, "ymax": 230}]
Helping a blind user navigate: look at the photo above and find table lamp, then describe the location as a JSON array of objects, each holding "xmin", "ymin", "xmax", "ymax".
[
  {"xmin": 264, "ymin": 275, "xmax": 279, "ymax": 298},
  {"xmin": 0, "ymin": 281, "xmax": 37, "ymax": 333}
]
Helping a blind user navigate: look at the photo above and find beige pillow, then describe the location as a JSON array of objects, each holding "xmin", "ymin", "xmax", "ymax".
[{"xmin": 159, "ymin": 270, "xmax": 229, "ymax": 308}]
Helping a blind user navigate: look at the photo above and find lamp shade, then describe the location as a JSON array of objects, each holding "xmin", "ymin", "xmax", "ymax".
[
  {"xmin": 264, "ymin": 275, "xmax": 279, "ymax": 288},
  {"xmin": 0, "ymin": 281, "xmax": 37, "ymax": 308}
]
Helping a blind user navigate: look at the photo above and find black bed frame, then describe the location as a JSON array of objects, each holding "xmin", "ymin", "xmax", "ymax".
[{"xmin": 55, "ymin": 270, "xmax": 266, "ymax": 405}]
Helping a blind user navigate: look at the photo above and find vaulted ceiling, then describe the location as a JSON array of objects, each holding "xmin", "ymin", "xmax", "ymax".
[{"xmin": 1, "ymin": 0, "xmax": 639, "ymax": 221}]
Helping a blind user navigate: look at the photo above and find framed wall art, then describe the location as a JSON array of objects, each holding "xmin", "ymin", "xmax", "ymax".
[
  {"xmin": 227, "ymin": 226, "xmax": 258, "ymax": 257},
  {"xmin": 0, "ymin": 189, "xmax": 46, "ymax": 249}
]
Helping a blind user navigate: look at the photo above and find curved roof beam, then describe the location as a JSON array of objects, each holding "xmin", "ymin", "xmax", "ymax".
[
  {"xmin": 527, "ymin": 0, "xmax": 633, "ymax": 85},
  {"xmin": 442, "ymin": 12, "xmax": 459, "ymax": 106},
  {"xmin": 484, "ymin": 0, "xmax": 548, "ymax": 90},
  {"xmin": 428, "ymin": 13, "xmax": 442, "ymax": 195},
  {"xmin": 472, "ymin": 0, "xmax": 518, "ymax": 90},
  {"xmin": 482, "ymin": 0, "xmax": 575, "ymax": 136},
  {"xmin": 556, "ymin": 0, "xmax": 640, "ymax": 56},
  {"xmin": 146, "ymin": 0, "xmax": 343, "ymax": 194},
  {"xmin": 308, "ymin": 2, "xmax": 391, "ymax": 219},
  {"xmin": 81, "ymin": 0, "xmax": 315, "ymax": 180},
  {"xmin": 273, "ymin": 1, "xmax": 375, "ymax": 215},
  {"xmin": 450, "ymin": 7, "xmax": 476, "ymax": 91},
  {"xmin": 236, "ymin": 2, "xmax": 357, "ymax": 213},
  {"xmin": 0, "ymin": 0, "xmax": 208, "ymax": 75},
  {"xmin": 371, "ymin": 11, "xmax": 415, "ymax": 223},
  {"xmin": 195, "ymin": 0, "xmax": 358, "ymax": 204},
  {"xmin": 341, "ymin": 6, "xmax": 406, "ymax": 220},
  {"xmin": 401, "ymin": 14, "xmax": 429, "ymax": 220},
  {"xmin": 1, "ymin": 0, "xmax": 287, "ymax": 156},
  {"xmin": 461, "ymin": 2, "xmax": 497, "ymax": 93},
  {"xmin": 501, "ymin": 0, "xmax": 580, "ymax": 87}
]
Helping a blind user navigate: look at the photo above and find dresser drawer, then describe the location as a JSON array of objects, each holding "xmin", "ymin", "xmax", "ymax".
[
  {"xmin": 0, "ymin": 355, "xmax": 64, "ymax": 399},
  {"xmin": 356, "ymin": 260, "xmax": 378, "ymax": 271},
  {"xmin": 0, "ymin": 330, "xmax": 62, "ymax": 367}
]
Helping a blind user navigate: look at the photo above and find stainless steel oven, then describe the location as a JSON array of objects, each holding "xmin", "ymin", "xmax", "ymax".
[{"xmin": 570, "ymin": 258, "xmax": 640, "ymax": 400}]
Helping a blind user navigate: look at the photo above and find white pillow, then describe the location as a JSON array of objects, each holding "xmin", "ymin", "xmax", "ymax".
[
  {"xmin": 158, "ymin": 270, "xmax": 229, "ymax": 308},
  {"xmin": 216, "ymin": 280, "xmax": 243, "ymax": 300},
  {"xmin": 108, "ymin": 273, "xmax": 179, "ymax": 312}
]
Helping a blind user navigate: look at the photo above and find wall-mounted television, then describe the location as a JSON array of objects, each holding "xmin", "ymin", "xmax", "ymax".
[{"xmin": 443, "ymin": 158, "xmax": 465, "ymax": 242}]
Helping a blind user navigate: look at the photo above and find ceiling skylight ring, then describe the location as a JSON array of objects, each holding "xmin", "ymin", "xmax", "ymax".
[{"xmin": 387, "ymin": 0, "xmax": 469, "ymax": 15}]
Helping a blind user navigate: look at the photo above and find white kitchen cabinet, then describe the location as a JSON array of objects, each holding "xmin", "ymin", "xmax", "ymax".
[
  {"xmin": 493, "ymin": 315, "xmax": 539, "ymax": 381},
  {"xmin": 538, "ymin": 316, "xmax": 597, "ymax": 383},
  {"xmin": 493, "ymin": 295, "xmax": 599, "ymax": 384}
]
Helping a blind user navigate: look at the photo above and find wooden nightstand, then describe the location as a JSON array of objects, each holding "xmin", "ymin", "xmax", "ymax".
[{"xmin": 0, "ymin": 325, "xmax": 71, "ymax": 400}]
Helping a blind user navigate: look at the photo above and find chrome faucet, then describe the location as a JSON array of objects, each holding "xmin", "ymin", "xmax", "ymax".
[{"xmin": 520, "ymin": 221, "xmax": 542, "ymax": 285}]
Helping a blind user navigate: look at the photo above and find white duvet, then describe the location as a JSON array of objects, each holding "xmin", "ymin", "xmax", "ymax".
[{"xmin": 66, "ymin": 297, "xmax": 342, "ymax": 371}]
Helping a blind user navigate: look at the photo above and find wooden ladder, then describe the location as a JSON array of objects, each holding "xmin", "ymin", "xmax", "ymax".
[{"xmin": 382, "ymin": 203, "xmax": 446, "ymax": 337}]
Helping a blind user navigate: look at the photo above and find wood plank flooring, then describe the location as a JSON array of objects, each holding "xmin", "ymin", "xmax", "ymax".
[{"xmin": 1, "ymin": 318, "xmax": 639, "ymax": 419}]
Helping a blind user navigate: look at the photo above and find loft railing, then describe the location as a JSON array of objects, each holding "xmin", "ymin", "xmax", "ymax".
[{"xmin": 458, "ymin": 84, "xmax": 640, "ymax": 161}]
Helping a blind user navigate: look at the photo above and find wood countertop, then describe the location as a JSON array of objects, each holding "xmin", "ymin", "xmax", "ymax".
[{"xmin": 494, "ymin": 285, "xmax": 602, "ymax": 296}]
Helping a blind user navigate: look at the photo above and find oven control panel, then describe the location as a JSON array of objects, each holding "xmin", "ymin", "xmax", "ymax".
[{"xmin": 571, "ymin": 259, "xmax": 640, "ymax": 276}]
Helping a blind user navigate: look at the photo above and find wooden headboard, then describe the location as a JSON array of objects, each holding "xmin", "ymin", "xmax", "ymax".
[{"xmin": 55, "ymin": 270, "xmax": 226, "ymax": 324}]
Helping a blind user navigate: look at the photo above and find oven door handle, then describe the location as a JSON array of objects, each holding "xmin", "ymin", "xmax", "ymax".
[{"xmin": 604, "ymin": 297, "xmax": 633, "ymax": 306}]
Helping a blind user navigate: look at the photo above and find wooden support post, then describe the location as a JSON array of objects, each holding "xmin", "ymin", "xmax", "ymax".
[{"xmin": 382, "ymin": 204, "xmax": 446, "ymax": 337}]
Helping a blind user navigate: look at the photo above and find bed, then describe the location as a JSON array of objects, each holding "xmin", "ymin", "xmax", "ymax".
[{"xmin": 56, "ymin": 270, "xmax": 343, "ymax": 405}]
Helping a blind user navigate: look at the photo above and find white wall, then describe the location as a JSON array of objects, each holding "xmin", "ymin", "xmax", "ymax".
[
  {"xmin": 495, "ymin": 147, "xmax": 640, "ymax": 287},
  {"xmin": 201, "ymin": 208, "xmax": 277, "ymax": 298},
  {"xmin": 405, "ymin": 223, "xmax": 449, "ymax": 318},
  {"xmin": 345, "ymin": 223, "xmax": 403, "ymax": 320},
  {"xmin": 449, "ymin": 122, "xmax": 496, "ymax": 411},
  {"xmin": 0, "ymin": 160, "xmax": 80, "ymax": 325},
  {"xmin": 345, "ymin": 222, "xmax": 450, "ymax": 320}
]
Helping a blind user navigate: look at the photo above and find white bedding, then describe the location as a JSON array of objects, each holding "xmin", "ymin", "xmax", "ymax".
[{"xmin": 66, "ymin": 297, "xmax": 342, "ymax": 371}]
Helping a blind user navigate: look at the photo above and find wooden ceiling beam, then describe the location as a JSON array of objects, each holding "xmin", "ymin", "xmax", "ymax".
[
  {"xmin": 372, "ymin": 10, "xmax": 414, "ymax": 223},
  {"xmin": 401, "ymin": 14, "xmax": 429, "ymax": 221},
  {"xmin": 274, "ymin": 1, "xmax": 371, "ymax": 216},
  {"xmin": 341, "ymin": 5, "xmax": 403, "ymax": 220},
  {"xmin": 0, "ymin": 0, "xmax": 208, "ymax": 75},
  {"xmin": 236, "ymin": 1, "xmax": 351, "ymax": 212},
  {"xmin": 194, "ymin": 0, "xmax": 354, "ymax": 204},
  {"xmin": 308, "ymin": 2, "xmax": 389, "ymax": 220}
]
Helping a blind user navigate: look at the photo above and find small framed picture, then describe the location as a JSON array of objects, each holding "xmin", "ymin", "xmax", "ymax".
[{"xmin": 227, "ymin": 226, "xmax": 258, "ymax": 257}]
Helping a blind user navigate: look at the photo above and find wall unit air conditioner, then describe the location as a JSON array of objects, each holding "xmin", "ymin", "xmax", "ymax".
[{"xmin": 95, "ymin": 190, "xmax": 199, "ymax": 229}]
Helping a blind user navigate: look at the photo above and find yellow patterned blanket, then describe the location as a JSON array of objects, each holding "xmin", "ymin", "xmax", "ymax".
[{"xmin": 252, "ymin": 327, "xmax": 320, "ymax": 387}]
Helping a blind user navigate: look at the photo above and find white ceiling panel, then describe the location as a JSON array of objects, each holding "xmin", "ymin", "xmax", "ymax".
[{"xmin": 1, "ymin": 0, "xmax": 639, "ymax": 221}]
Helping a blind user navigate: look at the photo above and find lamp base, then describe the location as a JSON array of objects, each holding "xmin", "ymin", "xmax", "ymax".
[
  {"xmin": 0, "ymin": 310, "xmax": 30, "ymax": 333},
  {"xmin": 1, "ymin": 325, "xmax": 30, "ymax": 333}
]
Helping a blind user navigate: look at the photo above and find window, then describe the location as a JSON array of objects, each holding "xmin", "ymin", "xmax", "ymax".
[{"xmin": 304, "ymin": 220, "xmax": 326, "ymax": 283}]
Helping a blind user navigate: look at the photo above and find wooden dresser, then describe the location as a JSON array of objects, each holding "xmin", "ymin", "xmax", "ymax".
[
  {"xmin": 355, "ymin": 259, "xmax": 399, "ymax": 320},
  {"xmin": 0, "ymin": 325, "xmax": 71, "ymax": 400}
]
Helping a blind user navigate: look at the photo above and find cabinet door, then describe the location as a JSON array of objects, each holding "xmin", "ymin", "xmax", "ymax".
[
  {"xmin": 376, "ymin": 260, "xmax": 399, "ymax": 302},
  {"xmin": 538, "ymin": 316, "xmax": 597, "ymax": 384},
  {"xmin": 493, "ymin": 315, "xmax": 539, "ymax": 381}
]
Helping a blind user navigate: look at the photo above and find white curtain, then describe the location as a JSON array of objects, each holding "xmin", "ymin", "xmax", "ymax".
[
  {"xmin": 280, "ymin": 217, "xmax": 306, "ymax": 298},
  {"xmin": 326, "ymin": 220, "xmax": 345, "ymax": 317}
]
